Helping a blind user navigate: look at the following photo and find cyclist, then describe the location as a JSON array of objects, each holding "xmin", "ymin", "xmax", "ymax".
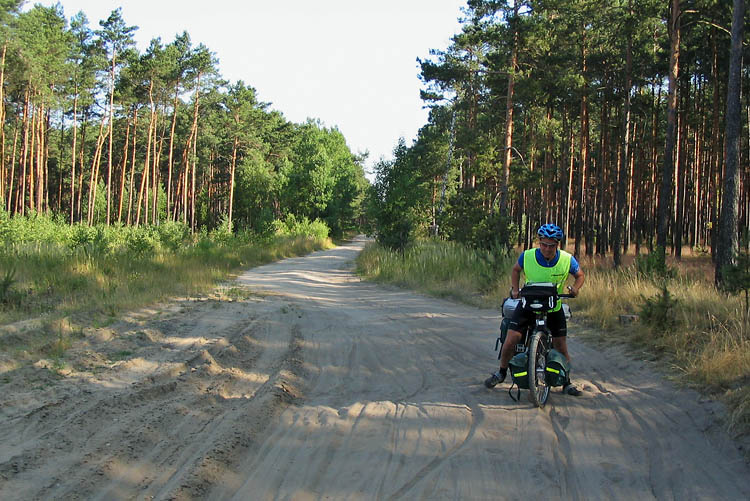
[{"xmin": 484, "ymin": 223, "xmax": 585, "ymax": 396}]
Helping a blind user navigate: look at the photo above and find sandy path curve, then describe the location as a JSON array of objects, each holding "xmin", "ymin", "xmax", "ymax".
[{"xmin": 1, "ymin": 236, "xmax": 748, "ymax": 500}]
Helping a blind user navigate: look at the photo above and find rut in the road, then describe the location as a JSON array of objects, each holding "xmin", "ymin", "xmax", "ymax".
[{"xmin": 0, "ymin": 296, "xmax": 307, "ymax": 500}]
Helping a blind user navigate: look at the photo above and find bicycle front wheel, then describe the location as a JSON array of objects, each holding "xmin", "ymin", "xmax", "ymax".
[{"xmin": 528, "ymin": 330, "xmax": 550, "ymax": 407}]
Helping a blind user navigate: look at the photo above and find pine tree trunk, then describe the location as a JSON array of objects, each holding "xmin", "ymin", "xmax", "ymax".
[
  {"xmin": 127, "ymin": 109, "xmax": 138, "ymax": 225},
  {"xmin": 499, "ymin": 1, "xmax": 519, "ymax": 219},
  {"xmin": 0, "ymin": 43, "xmax": 7, "ymax": 204},
  {"xmin": 76, "ymin": 120, "xmax": 88, "ymax": 223},
  {"xmin": 229, "ymin": 136, "xmax": 238, "ymax": 227},
  {"xmin": 675, "ymin": 77, "xmax": 688, "ymax": 260},
  {"xmin": 36, "ymin": 101, "xmax": 45, "ymax": 213},
  {"xmin": 7, "ymin": 118, "xmax": 18, "ymax": 214},
  {"xmin": 715, "ymin": 0, "xmax": 745, "ymax": 285},
  {"xmin": 151, "ymin": 114, "xmax": 161, "ymax": 224},
  {"xmin": 117, "ymin": 115, "xmax": 130, "ymax": 223},
  {"xmin": 657, "ymin": 0, "xmax": 680, "ymax": 259},
  {"xmin": 710, "ymin": 29, "xmax": 721, "ymax": 261},
  {"xmin": 166, "ymin": 86, "xmax": 179, "ymax": 219},
  {"xmin": 137, "ymin": 87, "xmax": 156, "ymax": 227},
  {"xmin": 575, "ymin": 26, "xmax": 589, "ymax": 257},
  {"xmin": 87, "ymin": 118, "xmax": 107, "ymax": 225},
  {"xmin": 70, "ymin": 87, "xmax": 78, "ymax": 224},
  {"xmin": 189, "ymin": 72, "xmax": 201, "ymax": 232},
  {"xmin": 614, "ymin": 14, "xmax": 633, "ymax": 267},
  {"xmin": 18, "ymin": 93, "xmax": 30, "ymax": 216},
  {"xmin": 27, "ymin": 100, "xmax": 36, "ymax": 216},
  {"xmin": 106, "ymin": 48, "xmax": 116, "ymax": 225},
  {"xmin": 564, "ymin": 106, "xmax": 574, "ymax": 251}
]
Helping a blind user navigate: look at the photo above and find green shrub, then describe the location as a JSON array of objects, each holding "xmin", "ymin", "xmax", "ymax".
[
  {"xmin": 640, "ymin": 285, "xmax": 679, "ymax": 332},
  {"xmin": 271, "ymin": 214, "xmax": 329, "ymax": 240},
  {"xmin": 69, "ymin": 224, "xmax": 93, "ymax": 253},
  {"xmin": 125, "ymin": 230, "xmax": 155, "ymax": 257},
  {"xmin": 635, "ymin": 247, "xmax": 676, "ymax": 280},
  {"xmin": 0, "ymin": 268, "xmax": 17, "ymax": 304},
  {"xmin": 719, "ymin": 241, "xmax": 750, "ymax": 314},
  {"xmin": 157, "ymin": 221, "xmax": 191, "ymax": 251},
  {"xmin": 209, "ymin": 216, "xmax": 234, "ymax": 245}
]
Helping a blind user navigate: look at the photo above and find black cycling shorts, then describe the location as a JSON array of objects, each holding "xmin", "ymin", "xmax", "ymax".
[{"xmin": 507, "ymin": 303, "xmax": 567, "ymax": 338}]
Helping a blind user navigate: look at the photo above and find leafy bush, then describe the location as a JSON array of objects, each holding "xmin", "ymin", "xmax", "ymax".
[
  {"xmin": 157, "ymin": 221, "xmax": 191, "ymax": 251},
  {"xmin": 125, "ymin": 230, "xmax": 155, "ymax": 257},
  {"xmin": 209, "ymin": 216, "xmax": 234, "ymax": 245},
  {"xmin": 271, "ymin": 214, "xmax": 329, "ymax": 240},
  {"xmin": 69, "ymin": 224, "xmax": 116, "ymax": 257},
  {"xmin": 69, "ymin": 225, "xmax": 93, "ymax": 252},
  {"xmin": 375, "ymin": 218, "xmax": 412, "ymax": 252}
]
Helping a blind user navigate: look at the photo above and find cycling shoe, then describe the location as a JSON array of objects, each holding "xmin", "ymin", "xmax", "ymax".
[
  {"xmin": 563, "ymin": 383, "xmax": 582, "ymax": 396},
  {"xmin": 484, "ymin": 370, "xmax": 506, "ymax": 388}
]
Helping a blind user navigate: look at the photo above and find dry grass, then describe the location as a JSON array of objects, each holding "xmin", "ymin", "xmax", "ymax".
[{"xmin": 0, "ymin": 235, "xmax": 333, "ymax": 359}]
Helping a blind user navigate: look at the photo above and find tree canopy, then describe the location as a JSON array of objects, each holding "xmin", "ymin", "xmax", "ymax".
[
  {"xmin": 0, "ymin": 5, "xmax": 368, "ymax": 238},
  {"xmin": 371, "ymin": 0, "xmax": 748, "ymax": 287}
]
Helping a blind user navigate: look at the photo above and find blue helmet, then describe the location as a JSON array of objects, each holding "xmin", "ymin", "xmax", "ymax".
[{"xmin": 537, "ymin": 223, "xmax": 564, "ymax": 241}]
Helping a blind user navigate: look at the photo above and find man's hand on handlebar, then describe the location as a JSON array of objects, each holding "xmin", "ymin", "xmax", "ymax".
[{"xmin": 567, "ymin": 285, "xmax": 578, "ymax": 297}]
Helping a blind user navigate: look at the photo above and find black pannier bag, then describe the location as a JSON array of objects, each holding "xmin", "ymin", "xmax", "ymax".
[
  {"xmin": 509, "ymin": 352, "xmax": 529, "ymax": 389},
  {"xmin": 544, "ymin": 348, "xmax": 570, "ymax": 387}
]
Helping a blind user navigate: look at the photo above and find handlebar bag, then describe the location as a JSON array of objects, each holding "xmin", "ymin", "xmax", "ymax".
[{"xmin": 520, "ymin": 282, "xmax": 558, "ymax": 311}]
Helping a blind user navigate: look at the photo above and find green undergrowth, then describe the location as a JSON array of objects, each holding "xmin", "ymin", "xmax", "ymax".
[
  {"xmin": 356, "ymin": 239, "xmax": 750, "ymax": 443},
  {"xmin": 0, "ymin": 213, "xmax": 333, "ymax": 362},
  {"xmin": 356, "ymin": 238, "xmax": 514, "ymax": 306}
]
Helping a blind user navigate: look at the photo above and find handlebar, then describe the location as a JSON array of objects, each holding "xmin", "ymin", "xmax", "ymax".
[{"xmin": 512, "ymin": 285, "xmax": 577, "ymax": 300}]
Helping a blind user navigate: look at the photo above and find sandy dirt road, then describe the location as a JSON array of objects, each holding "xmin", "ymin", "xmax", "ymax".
[{"xmin": 1, "ymin": 236, "xmax": 748, "ymax": 500}]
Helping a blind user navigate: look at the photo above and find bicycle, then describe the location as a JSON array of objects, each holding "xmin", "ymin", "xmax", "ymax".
[{"xmin": 494, "ymin": 282, "xmax": 574, "ymax": 407}]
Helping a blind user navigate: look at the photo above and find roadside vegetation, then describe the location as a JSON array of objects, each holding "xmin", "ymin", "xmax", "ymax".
[
  {"xmin": 356, "ymin": 239, "xmax": 750, "ymax": 440},
  {"xmin": 0, "ymin": 212, "xmax": 332, "ymax": 363}
]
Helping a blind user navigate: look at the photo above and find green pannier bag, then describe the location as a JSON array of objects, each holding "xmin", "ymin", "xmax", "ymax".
[
  {"xmin": 544, "ymin": 349, "xmax": 570, "ymax": 387},
  {"xmin": 509, "ymin": 352, "xmax": 529, "ymax": 389}
]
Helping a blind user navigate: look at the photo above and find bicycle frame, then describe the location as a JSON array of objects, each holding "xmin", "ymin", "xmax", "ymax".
[{"xmin": 519, "ymin": 283, "xmax": 574, "ymax": 407}]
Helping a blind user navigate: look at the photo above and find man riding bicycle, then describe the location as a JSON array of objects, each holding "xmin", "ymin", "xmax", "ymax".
[{"xmin": 485, "ymin": 223, "xmax": 585, "ymax": 396}]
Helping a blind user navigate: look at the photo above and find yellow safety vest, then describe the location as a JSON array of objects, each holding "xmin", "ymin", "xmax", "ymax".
[{"xmin": 522, "ymin": 248, "xmax": 572, "ymax": 312}]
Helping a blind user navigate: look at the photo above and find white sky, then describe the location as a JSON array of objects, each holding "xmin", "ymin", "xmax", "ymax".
[{"xmin": 29, "ymin": 0, "xmax": 466, "ymax": 179}]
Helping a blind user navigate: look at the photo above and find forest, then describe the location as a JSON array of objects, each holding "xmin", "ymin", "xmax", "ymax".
[
  {"xmin": 0, "ymin": 1, "xmax": 368, "ymax": 238},
  {"xmin": 368, "ymin": 0, "xmax": 748, "ymax": 286},
  {"xmin": 1, "ymin": 0, "xmax": 748, "ymax": 286}
]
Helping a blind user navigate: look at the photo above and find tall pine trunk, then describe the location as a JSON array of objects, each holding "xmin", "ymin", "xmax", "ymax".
[
  {"xmin": 657, "ymin": 0, "xmax": 680, "ymax": 261},
  {"xmin": 117, "ymin": 114, "xmax": 131, "ymax": 223},
  {"xmin": 166, "ymin": 86, "xmax": 179, "ymax": 219},
  {"xmin": 715, "ymin": 0, "xmax": 745, "ymax": 286},
  {"xmin": 106, "ymin": 47, "xmax": 116, "ymax": 225},
  {"xmin": 0, "ymin": 43, "xmax": 6, "ymax": 204},
  {"xmin": 499, "ymin": 1, "xmax": 519, "ymax": 219},
  {"xmin": 70, "ymin": 84, "xmax": 78, "ymax": 224},
  {"xmin": 575, "ymin": 24, "xmax": 589, "ymax": 257},
  {"xmin": 614, "ymin": 8, "xmax": 633, "ymax": 267}
]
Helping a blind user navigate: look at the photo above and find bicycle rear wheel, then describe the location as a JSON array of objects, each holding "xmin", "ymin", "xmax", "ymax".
[{"xmin": 528, "ymin": 330, "xmax": 550, "ymax": 407}]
